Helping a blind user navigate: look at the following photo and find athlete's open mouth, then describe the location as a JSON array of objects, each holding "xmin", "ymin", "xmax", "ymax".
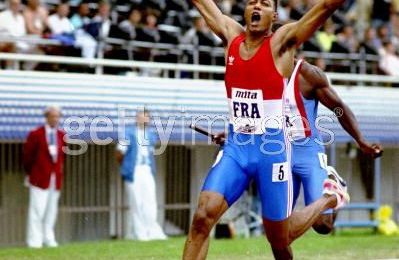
[{"xmin": 251, "ymin": 12, "xmax": 261, "ymax": 23}]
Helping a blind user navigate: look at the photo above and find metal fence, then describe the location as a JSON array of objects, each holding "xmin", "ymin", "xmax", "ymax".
[
  {"xmin": 164, "ymin": 145, "xmax": 191, "ymax": 234},
  {"xmin": 0, "ymin": 142, "xmax": 192, "ymax": 247},
  {"xmin": 0, "ymin": 142, "xmax": 116, "ymax": 246},
  {"xmin": 0, "ymin": 142, "xmax": 26, "ymax": 246},
  {"xmin": 0, "ymin": 36, "xmax": 380, "ymax": 76}
]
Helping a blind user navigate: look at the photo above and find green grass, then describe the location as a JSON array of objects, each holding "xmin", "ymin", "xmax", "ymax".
[{"xmin": 1, "ymin": 231, "xmax": 398, "ymax": 260}]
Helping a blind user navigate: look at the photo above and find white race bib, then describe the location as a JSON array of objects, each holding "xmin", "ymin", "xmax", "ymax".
[
  {"xmin": 318, "ymin": 153, "xmax": 328, "ymax": 170},
  {"xmin": 272, "ymin": 162, "xmax": 289, "ymax": 182},
  {"xmin": 230, "ymin": 88, "xmax": 265, "ymax": 134}
]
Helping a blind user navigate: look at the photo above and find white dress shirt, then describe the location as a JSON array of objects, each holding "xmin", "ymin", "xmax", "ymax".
[
  {"xmin": 45, "ymin": 124, "xmax": 58, "ymax": 162},
  {"xmin": 0, "ymin": 10, "xmax": 26, "ymax": 37},
  {"xmin": 379, "ymin": 53, "xmax": 399, "ymax": 76},
  {"xmin": 48, "ymin": 14, "xmax": 74, "ymax": 34}
]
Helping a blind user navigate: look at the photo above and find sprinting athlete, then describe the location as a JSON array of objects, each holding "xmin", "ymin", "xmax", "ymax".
[
  {"xmin": 182, "ymin": 0, "xmax": 350, "ymax": 259},
  {"xmin": 285, "ymin": 58, "xmax": 382, "ymax": 234},
  {"xmin": 212, "ymin": 22, "xmax": 384, "ymax": 236},
  {"xmin": 212, "ymin": 58, "xmax": 383, "ymax": 235}
]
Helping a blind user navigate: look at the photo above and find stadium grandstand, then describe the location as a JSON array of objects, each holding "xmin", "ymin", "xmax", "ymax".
[
  {"xmin": 0, "ymin": 0, "xmax": 397, "ymax": 75},
  {"xmin": 0, "ymin": 0, "xmax": 399, "ymax": 252}
]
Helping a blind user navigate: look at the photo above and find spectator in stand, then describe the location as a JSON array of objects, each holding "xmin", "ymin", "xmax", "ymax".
[
  {"xmin": 24, "ymin": 0, "xmax": 48, "ymax": 36},
  {"xmin": 0, "ymin": 0, "xmax": 27, "ymax": 51},
  {"xmin": 181, "ymin": 15, "xmax": 221, "ymax": 68},
  {"xmin": 88, "ymin": 0, "xmax": 111, "ymax": 40},
  {"xmin": 71, "ymin": 1, "xmax": 98, "ymax": 59},
  {"xmin": 70, "ymin": 1, "xmax": 91, "ymax": 30},
  {"xmin": 316, "ymin": 19, "xmax": 337, "ymax": 52},
  {"xmin": 336, "ymin": 24, "xmax": 358, "ymax": 53},
  {"xmin": 360, "ymin": 27, "xmax": 380, "ymax": 55},
  {"xmin": 49, "ymin": 2, "xmax": 98, "ymax": 59},
  {"xmin": 379, "ymin": 41, "xmax": 399, "ymax": 76},
  {"xmin": 47, "ymin": 1, "xmax": 75, "ymax": 49},
  {"xmin": 376, "ymin": 24, "xmax": 391, "ymax": 50},
  {"xmin": 0, "ymin": 0, "xmax": 26, "ymax": 38},
  {"xmin": 131, "ymin": 10, "xmax": 160, "ymax": 63},
  {"xmin": 137, "ymin": 10, "xmax": 160, "ymax": 43},
  {"xmin": 0, "ymin": 0, "xmax": 42, "ymax": 69},
  {"xmin": 118, "ymin": 6, "xmax": 143, "ymax": 40},
  {"xmin": 181, "ymin": 16, "xmax": 220, "ymax": 46},
  {"xmin": 48, "ymin": 2, "xmax": 74, "ymax": 35}
]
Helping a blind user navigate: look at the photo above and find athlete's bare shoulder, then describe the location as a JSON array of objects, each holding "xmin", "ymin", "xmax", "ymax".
[
  {"xmin": 296, "ymin": 60, "xmax": 329, "ymax": 98},
  {"xmin": 300, "ymin": 60, "xmax": 329, "ymax": 89}
]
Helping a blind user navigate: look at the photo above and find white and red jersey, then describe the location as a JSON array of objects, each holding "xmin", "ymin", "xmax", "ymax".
[
  {"xmin": 225, "ymin": 34, "xmax": 286, "ymax": 134},
  {"xmin": 284, "ymin": 59, "xmax": 313, "ymax": 141}
]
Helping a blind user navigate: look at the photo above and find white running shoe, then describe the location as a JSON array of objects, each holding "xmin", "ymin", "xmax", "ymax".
[
  {"xmin": 323, "ymin": 166, "xmax": 350, "ymax": 210},
  {"xmin": 326, "ymin": 166, "xmax": 347, "ymax": 190}
]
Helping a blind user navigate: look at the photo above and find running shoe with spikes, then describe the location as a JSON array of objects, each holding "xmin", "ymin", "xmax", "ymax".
[
  {"xmin": 326, "ymin": 166, "xmax": 347, "ymax": 191},
  {"xmin": 323, "ymin": 166, "xmax": 350, "ymax": 210}
]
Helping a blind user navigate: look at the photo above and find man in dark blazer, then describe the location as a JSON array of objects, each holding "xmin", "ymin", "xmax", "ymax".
[{"xmin": 23, "ymin": 106, "xmax": 66, "ymax": 248}]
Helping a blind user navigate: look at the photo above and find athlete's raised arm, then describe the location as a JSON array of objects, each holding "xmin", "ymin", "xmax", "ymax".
[
  {"xmin": 301, "ymin": 62, "xmax": 382, "ymax": 158},
  {"xmin": 273, "ymin": 0, "xmax": 345, "ymax": 51},
  {"xmin": 191, "ymin": 0, "xmax": 244, "ymax": 45}
]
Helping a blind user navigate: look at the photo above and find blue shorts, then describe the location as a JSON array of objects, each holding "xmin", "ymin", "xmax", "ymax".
[
  {"xmin": 202, "ymin": 125, "xmax": 293, "ymax": 221},
  {"xmin": 291, "ymin": 144, "xmax": 332, "ymax": 214}
]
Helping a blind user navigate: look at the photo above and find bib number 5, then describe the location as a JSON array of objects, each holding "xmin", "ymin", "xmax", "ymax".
[{"xmin": 272, "ymin": 162, "xmax": 289, "ymax": 182}]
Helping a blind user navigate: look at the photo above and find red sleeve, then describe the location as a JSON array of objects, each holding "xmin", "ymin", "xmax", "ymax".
[{"xmin": 23, "ymin": 131, "xmax": 37, "ymax": 174}]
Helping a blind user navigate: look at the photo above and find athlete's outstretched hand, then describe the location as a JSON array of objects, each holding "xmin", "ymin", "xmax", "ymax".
[
  {"xmin": 212, "ymin": 132, "xmax": 226, "ymax": 146},
  {"xmin": 359, "ymin": 142, "xmax": 383, "ymax": 158}
]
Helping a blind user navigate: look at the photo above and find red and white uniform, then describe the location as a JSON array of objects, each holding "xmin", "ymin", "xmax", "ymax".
[
  {"xmin": 284, "ymin": 59, "xmax": 312, "ymax": 141},
  {"xmin": 225, "ymin": 33, "xmax": 286, "ymax": 134},
  {"xmin": 202, "ymin": 33, "xmax": 295, "ymax": 220}
]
